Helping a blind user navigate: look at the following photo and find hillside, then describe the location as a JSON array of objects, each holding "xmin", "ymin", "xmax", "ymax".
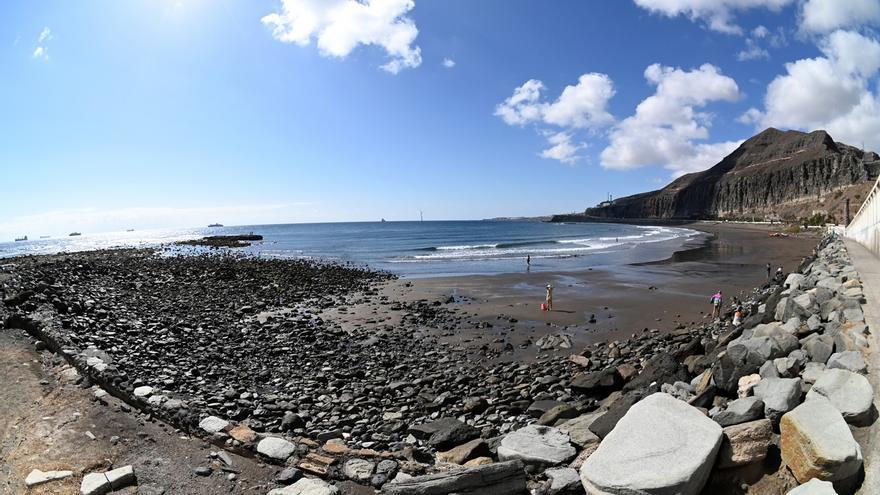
[{"xmin": 553, "ymin": 128, "xmax": 880, "ymax": 224}]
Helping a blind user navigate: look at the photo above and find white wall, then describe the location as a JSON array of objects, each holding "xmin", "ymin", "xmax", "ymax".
[{"xmin": 846, "ymin": 176, "xmax": 880, "ymax": 256}]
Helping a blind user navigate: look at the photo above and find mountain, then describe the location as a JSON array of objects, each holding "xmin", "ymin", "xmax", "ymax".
[{"xmin": 553, "ymin": 128, "xmax": 880, "ymax": 224}]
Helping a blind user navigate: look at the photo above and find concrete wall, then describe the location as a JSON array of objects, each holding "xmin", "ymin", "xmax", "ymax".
[{"xmin": 847, "ymin": 175, "xmax": 880, "ymax": 256}]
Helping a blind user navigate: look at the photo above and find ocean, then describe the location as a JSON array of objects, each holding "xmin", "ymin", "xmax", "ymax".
[{"xmin": 0, "ymin": 221, "xmax": 701, "ymax": 277}]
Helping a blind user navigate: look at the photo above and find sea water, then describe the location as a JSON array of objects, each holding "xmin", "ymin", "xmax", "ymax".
[{"xmin": 0, "ymin": 221, "xmax": 700, "ymax": 278}]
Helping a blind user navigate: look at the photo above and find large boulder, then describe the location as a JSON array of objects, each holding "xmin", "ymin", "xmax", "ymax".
[
  {"xmin": 826, "ymin": 351, "xmax": 867, "ymax": 374},
  {"xmin": 716, "ymin": 419, "xmax": 773, "ymax": 468},
  {"xmin": 805, "ymin": 368, "xmax": 873, "ymax": 424},
  {"xmin": 257, "ymin": 437, "xmax": 297, "ymax": 461},
  {"xmin": 497, "ymin": 425, "xmax": 576, "ymax": 466},
  {"xmin": 623, "ymin": 353, "xmax": 688, "ymax": 392},
  {"xmin": 780, "ymin": 397, "xmax": 863, "ymax": 483},
  {"xmin": 383, "ymin": 460, "xmax": 527, "ymax": 495},
  {"xmin": 753, "ymin": 378, "xmax": 802, "ymax": 422},
  {"xmin": 570, "ymin": 368, "xmax": 623, "ymax": 396},
  {"xmin": 580, "ymin": 393, "xmax": 722, "ymax": 495},
  {"xmin": 786, "ymin": 478, "xmax": 838, "ymax": 494},
  {"xmin": 408, "ymin": 418, "xmax": 480, "ymax": 450},
  {"xmin": 711, "ymin": 396, "xmax": 764, "ymax": 427}
]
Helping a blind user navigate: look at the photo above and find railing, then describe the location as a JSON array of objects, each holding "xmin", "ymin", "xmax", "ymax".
[{"xmin": 846, "ymin": 175, "xmax": 880, "ymax": 256}]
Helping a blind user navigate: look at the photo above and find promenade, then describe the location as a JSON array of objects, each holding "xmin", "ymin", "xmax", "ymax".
[{"xmin": 845, "ymin": 238, "xmax": 880, "ymax": 494}]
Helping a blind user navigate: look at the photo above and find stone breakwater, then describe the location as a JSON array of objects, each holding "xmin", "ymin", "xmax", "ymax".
[{"xmin": 0, "ymin": 236, "xmax": 872, "ymax": 494}]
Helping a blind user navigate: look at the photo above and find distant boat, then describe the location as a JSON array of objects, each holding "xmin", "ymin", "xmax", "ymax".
[
  {"xmin": 14, "ymin": 235, "xmax": 27, "ymax": 242},
  {"xmin": 381, "ymin": 218, "xmax": 386, "ymax": 222},
  {"xmin": 39, "ymin": 235, "xmax": 50, "ymax": 239},
  {"xmin": 126, "ymin": 229, "xmax": 135, "ymax": 232},
  {"xmin": 208, "ymin": 223, "xmax": 223, "ymax": 227},
  {"xmin": 69, "ymin": 232, "xmax": 81, "ymax": 237}
]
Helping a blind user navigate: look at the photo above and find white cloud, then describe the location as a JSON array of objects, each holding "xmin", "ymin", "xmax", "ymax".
[
  {"xmin": 601, "ymin": 63, "xmax": 742, "ymax": 176},
  {"xmin": 38, "ymin": 27, "xmax": 51, "ymax": 43},
  {"xmin": 495, "ymin": 74, "xmax": 616, "ymax": 164},
  {"xmin": 32, "ymin": 26, "xmax": 51, "ymax": 60},
  {"xmin": 632, "ymin": 0, "xmax": 794, "ymax": 34},
  {"xmin": 262, "ymin": 0, "xmax": 422, "ymax": 74},
  {"xmin": 747, "ymin": 30, "xmax": 880, "ymax": 149},
  {"xmin": 442, "ymin": 58, "xmax": 455, "ymax": 68},
  {"xmin": 738, "ymin": 38, "xmax": 770, "ymax": 60},
  {"xmin": 752, "ymin": 25, "xmax": 770, "ymax": 38},
  {"xmin": 800, "ymin": 0, "xmax": 880, "ymax": 34},
  {"xmin": 540, "ymin": 132, "xmax": 585, "ymax": 164}
]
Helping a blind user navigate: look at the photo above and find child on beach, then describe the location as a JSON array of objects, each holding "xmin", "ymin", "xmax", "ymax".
[
  {"xmin": 710, "ymin": 290, "xmax": 723, "ymax": 319},
  {"xmin": 545, "ymin": 284, "xmax": 553, "ymax": 311},
  {"xmin": 732, "ymin": 306, "xmax": 744, "ymax": 326}
]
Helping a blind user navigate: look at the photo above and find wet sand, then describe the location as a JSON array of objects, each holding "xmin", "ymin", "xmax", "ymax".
[{"xmin": 396, "ymin": 222, "xmax": 821, "ymax": 353}]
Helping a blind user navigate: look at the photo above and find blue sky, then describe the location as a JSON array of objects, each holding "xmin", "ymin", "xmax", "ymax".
[{"xmin": 3, "ymin": 0, "xmax": 880, "ymax": 237}]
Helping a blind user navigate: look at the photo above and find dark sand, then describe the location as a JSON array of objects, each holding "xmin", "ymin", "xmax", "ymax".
[{"xmin": 385, "ymin": 222, "xmax": 821, "ymax": 356}]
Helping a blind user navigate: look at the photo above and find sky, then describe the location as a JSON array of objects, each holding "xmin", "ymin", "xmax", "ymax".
[{"xmin": 3, "ymin": 0, "xmax": 880, "ymax": 237}]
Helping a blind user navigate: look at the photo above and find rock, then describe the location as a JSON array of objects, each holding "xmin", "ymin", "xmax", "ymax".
[
  {"xmin": 580, "ymin": 393, "xmax": 722, "ymax": 495},
  {"xmin": 229, "ymin": 424, "xmax": 257, "ymax": 443},
  {"xmin": 268, "ymin": 478, "xmax": 340, "ymax": 495},
  {"xmin": 81, "ymin": 472, "xmax": 111, "ymax": 495},
  {"xmin": 803, "ymin": 336, "xmax": 833, "ymax": 364},
  {"xmin": 409, "ymin": 418, "xmax": 480, "ymax": 450},
  {"xmin": 257, "ymin": 437, "xmax": 297, "ymax": 461},
  {"xmin": 786, "ymin": 478, "xmax": 838, "ymax": 494},
  {"xmin": 826, "ymin": 351, "xmax": 867, "ymax": 373},
  {"xmin": 716, "ymin": 419, "xmax": 772, "ymax": 468},
  {"xmin": 556, "ymin": 412, "xmax": 602, "ymax": 448},
  {"xmin": 570, "ymin": 368, "xmax": 622, "ymax": 395},
  {"xmin": 462, "ymin": 397, "xmax": 489, "ymax": 414},
  {"xmin": 737, "ymin": 374, "xmax": 761, "ymax": 398},
  {"xmin": 805, "ymin": 368, "xmax": 873, "ymax": 424},
  {"xmin": 282, "ymin": 411, "xmax": 305, "ymax": 430},
  {"xmin": 383, "ymin": 460, "xmax": 527, "ymax": 495},
  {"xmin": 198, "ymin": 415, "xmax": 229, "ymax": 434},
  {"xmin": 133, "ymin": 386, "xmax": 153, "ymax": 398},
  {"xmin": 711, "ymin": 397, "xmax": 764, "ymax": 427},
  {"xmin": 538, "ymin": 404, "xmax": 579, "ymax": 426},
  {"xmin": 105, "ymin": 465, "xmax": 135, "ymax": 490},
  {"xmin": 193, "ymin": 467, "xmax": 212, "ymax": 476},
  {"xmin": 527, "ymin": 400, "xmax": 566, "ymax": 417},
  {"xmin": 623, "ymin": 353, "xmax": 687, "ymax": 392},
  {"xmin": 25, "ymin": 469, "xmax": 74, "ymax": 487},
  {"xmin": 753, "ymin": 378, "xmax": 801, "ymax": 422},
  {"xmin": 780, "ymin": 396, "xmax": 862, "ymax": 482},
  {"xmin": 435, "ymin": 439, "xmax": 491, "ymax": 465},
  {"xmin": 497, "ymin": 425, "xmax": 576, "ymax": 466},
  {"xmin": 544, "ymin": 467, "xmax": 581, "ymax": 494},
  {"xmin": 343, "ymin": 458, "xmax": 375, "ymax": 483},
  {"xmin": 276, "ymin": 467, "xmax": 303, "ymax": 485},
  {"xmin": 801, "ymin": 362, "xmax": 826, "ymax": 385}
]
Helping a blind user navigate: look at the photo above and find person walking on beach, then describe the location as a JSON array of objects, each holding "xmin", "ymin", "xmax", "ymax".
[
  {"xmin": 527, "ymin": 255, "xmax": 531, "ymax": 270},
  {"xmin": 766, "ymin": 263, "xmax": 771, "ymax": 280},
  {"xmin": 710, "ymin": 290, "xmax": 723, "ymax": 319},
  {"xmin": 545, "ymin": 284, "xmax": 554, "ymax": 311}
]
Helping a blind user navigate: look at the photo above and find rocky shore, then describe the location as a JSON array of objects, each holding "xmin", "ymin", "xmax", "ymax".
[{"xmin": 0, "ymin": 233, "xmax": 874, "ymax": 494}]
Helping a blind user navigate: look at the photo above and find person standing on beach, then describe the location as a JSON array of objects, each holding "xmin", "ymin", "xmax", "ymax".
[
  {"xmin": 545, "ymin": 284, "xmax": 554, "ymax": 311},
  {"xmin": 766, "ymin": 263, "xmax": 771, "ymax": 280},
  {"xmin": 527, "ymin": 255, "xmax": 531, "ymax": 270},
  {"xmin": 710, "ymin": 290, "xmax": 723, "ymax": 319}
]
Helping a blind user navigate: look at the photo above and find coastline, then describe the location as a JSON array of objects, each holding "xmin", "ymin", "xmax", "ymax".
[{"xmin": 392, "ymin": 221, "xmax": 821, "ymax": 351}]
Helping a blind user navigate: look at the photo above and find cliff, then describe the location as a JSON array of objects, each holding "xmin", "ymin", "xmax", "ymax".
[{"xmin": 555, "ymin": 128, "xmax": 879, "ymax": 223}]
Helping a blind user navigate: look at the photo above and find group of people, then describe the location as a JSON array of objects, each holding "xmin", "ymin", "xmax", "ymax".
[{"xmin": 709, "ymin": 262, "xmax": 784, "ymax": 323}]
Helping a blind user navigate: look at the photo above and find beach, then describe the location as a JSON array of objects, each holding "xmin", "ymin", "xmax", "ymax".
[
  {"xmin": 0, "ymin": 221, "xmax": 830, "ymax": 494},
  {"xmin": 388, "ymin": 222, "xmax": 822, "ymax": 355}
]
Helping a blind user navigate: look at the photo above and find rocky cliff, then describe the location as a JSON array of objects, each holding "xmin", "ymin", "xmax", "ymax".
[{"xmin": 555, "ymin": 128, "xmax": 879, "ymax": 223}]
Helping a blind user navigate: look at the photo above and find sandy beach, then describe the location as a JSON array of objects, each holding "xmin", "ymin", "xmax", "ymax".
[{"xmin": 394, "ymin": 222, "xmax": 822, "ymax": 354}]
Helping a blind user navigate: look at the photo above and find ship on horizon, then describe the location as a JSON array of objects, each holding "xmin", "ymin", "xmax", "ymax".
[
  {"xmin": 14, "ymin": 235, "xmax": 27, "ymax": 242},
  {"xmin": 69, "ymin": 232, "xmax": 81, "ymax": 236},
  {"xmin": 208, "ymin": 223, "xmax": 223, "ymax": 228}
]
